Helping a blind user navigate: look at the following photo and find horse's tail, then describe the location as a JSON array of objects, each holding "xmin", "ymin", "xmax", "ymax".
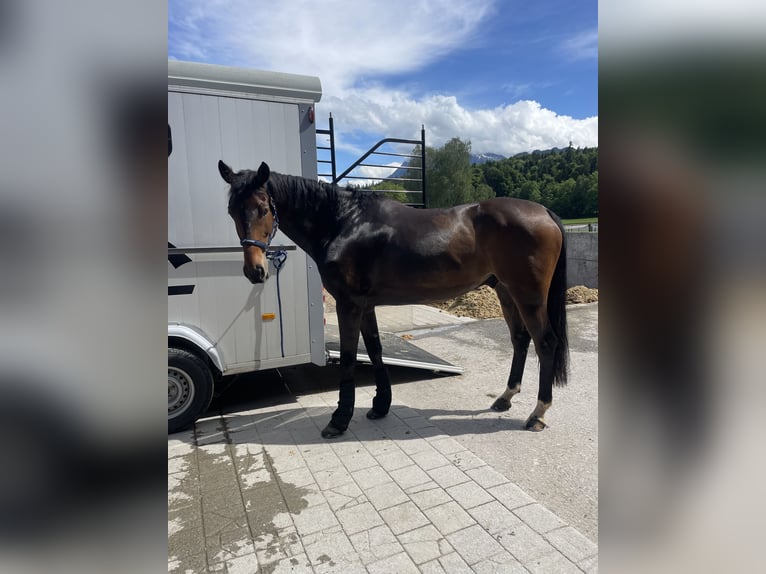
[{"xmin": 546, "ymin": 209, "xmax": 569, "ymax": 387}]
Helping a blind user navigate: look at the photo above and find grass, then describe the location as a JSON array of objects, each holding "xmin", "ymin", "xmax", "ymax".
[{"xmin": 561, "ymin": 217, "xmax": 598, "ymax": 225}]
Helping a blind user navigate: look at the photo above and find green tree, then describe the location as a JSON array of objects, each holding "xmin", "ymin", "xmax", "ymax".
[{"xmin": 425, "ymin": 137, "xmax": 473, "ymax": 208}]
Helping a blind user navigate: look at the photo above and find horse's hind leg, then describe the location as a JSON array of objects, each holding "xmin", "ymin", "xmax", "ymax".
[
  {"xmin": 516, "ymin": 302, "xmax": 559, "ymax": 431},
  {"xmin": 323, "ymin": 299, "xmax": 363, "ymax": 439},
  {"xmin": 491, "ymin": 284, "xmax": 531, "ymax": 412},
  {"xmin": 360, "ymin": 307, "xmax": 392, "ymax": 420}
]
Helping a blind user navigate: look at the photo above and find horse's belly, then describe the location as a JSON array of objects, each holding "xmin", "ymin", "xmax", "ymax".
[{"xmin": 370, "ymin": 270, "xmax": 488, "ymax": 306}]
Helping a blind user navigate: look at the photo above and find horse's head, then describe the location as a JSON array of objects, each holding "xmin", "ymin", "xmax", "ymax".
[{"xmin": 218, "ymin": 160, "xmax": 276, "ymax": 284}]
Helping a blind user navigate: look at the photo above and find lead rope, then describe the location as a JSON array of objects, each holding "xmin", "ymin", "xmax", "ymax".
[{"xmin": 267, "ymin": 248, "xmax": 288, "ymax": 357}]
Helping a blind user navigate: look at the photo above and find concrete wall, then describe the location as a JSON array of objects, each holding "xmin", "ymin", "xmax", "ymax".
[{"xmin": 565, "ymin": 232, "xmax": 598, "ymax": 288}]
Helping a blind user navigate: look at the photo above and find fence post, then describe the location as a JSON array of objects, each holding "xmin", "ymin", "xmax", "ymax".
[{"xmin": 421, "ymin": 124, "xmax": 427, "ymax": 207}]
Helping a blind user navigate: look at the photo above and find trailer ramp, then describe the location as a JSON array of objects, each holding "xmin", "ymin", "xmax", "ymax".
[{"xmin": 325, "ymin": 325, "xmax": 463, "ymax": 375}]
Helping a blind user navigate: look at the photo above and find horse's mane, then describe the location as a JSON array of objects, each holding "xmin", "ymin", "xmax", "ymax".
[{"xmin": 267, "ymin": 172, "xmax": 382, "ymax": 217}]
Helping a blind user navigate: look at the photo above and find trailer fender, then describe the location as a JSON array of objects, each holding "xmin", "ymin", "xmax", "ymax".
[{"xmin": 167, "ymin": 324, "xmax": 224, "ymax": 374}]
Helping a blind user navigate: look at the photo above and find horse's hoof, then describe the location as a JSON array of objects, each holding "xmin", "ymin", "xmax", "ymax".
[
  {"xmin": 524, "ymin": 416, "xmax": 547, "ymax": 432},
  {"xmin": 491, "ymin": 397, "xmax": 511, "ymax": 412},
  {"xmin": 366, "ymin": 408, "xmax": 388, "ymax": 420},
  {"xmin": 321, "ymin": 423, "xmax": 345, "ymax": 439}
]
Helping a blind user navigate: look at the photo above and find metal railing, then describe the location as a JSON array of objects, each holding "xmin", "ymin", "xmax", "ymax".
[{"xmin": 316, "ymin": 117, "xmax": 427, "ymax": 208}]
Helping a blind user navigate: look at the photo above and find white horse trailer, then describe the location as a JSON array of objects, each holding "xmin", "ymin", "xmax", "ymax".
[{"xmin": 168, "ymin": 61, "xmax": 325, "ymax": 432}]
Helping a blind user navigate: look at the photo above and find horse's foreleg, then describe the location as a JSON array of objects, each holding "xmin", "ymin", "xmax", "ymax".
[
  {"xmin": 492, "ymin": 285, "xmax": 531, "ymax": 412},
  {"xmin": 360, "ymin": 307, "xmax": 391, "ymax": 420},
  {"xmin": 323, "ymin": 300, "xmax": 363, "ymax": 439}
]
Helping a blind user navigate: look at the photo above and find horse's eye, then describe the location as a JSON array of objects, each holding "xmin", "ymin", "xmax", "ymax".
[{"xmin": 258, "ymin": 206, "xmax": 269, "ymax": 218}]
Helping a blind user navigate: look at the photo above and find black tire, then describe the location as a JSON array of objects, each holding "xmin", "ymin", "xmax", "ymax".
[{"xmin": 168, "ymin": 347, "xmax": 214, "ymax": 434}]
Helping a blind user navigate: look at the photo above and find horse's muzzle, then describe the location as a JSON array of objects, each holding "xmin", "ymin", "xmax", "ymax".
[{"xmin": 244, "ymin": 264, "xmax": 267, "ymax": 284}]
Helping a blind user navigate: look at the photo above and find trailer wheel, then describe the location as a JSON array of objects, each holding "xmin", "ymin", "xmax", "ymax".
[{"xmin": 168, "ymin": 347, "xmax": 214, "ymax": 434}]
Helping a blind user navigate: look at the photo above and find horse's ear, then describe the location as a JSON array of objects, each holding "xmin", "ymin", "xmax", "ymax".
[
  {"xmin": 256, "ymin": 162, "xmax": 270, "ymax": 186},
  {"xmin": 218, "ymin": 160, "xmax": 235, "ymax": 184}
]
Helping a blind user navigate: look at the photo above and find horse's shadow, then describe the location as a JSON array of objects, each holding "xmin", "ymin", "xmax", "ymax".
[{"xmin": 189, "ymin": 363, "xmax": 531, "ymax": 448}]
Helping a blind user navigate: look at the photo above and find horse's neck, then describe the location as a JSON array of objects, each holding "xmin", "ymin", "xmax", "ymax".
[{"xmin": 270, "ymin": 175, "xmax": 339, "ymax": 262}]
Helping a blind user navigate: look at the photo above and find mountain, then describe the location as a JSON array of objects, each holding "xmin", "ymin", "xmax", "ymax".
[{"xmin": 470, "ymin": 152, "xmax": 506, "ymax": 165}]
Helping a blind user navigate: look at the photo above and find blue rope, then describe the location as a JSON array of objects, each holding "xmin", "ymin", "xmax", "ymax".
[{"xmin": 268, "ymin": 249, "xmax": 288, "ymax": 357}]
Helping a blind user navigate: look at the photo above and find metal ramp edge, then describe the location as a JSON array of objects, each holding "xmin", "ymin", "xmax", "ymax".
[{"xmin": 325, "ymin": 329, "xmax": 463, "ymax": 375}]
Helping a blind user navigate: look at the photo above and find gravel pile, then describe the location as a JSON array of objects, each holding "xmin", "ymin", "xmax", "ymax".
[
  {"xmin": 325, "ymin": 285, "xmax": 598, "ymax": 320},
  {"xmin": 433, "ymin": 285, "xmax": 599, "ymax": 319}
]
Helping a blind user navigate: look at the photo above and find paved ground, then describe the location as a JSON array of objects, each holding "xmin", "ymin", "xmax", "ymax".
[{"xmin": 168, "ymin": 304, "xmax": 598, "ymax": 573}]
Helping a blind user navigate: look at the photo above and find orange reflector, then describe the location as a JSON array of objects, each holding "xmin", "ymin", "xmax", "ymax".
[{"xmin": 262, "ymin": 313, "xmax": 276, "ymax": 321}]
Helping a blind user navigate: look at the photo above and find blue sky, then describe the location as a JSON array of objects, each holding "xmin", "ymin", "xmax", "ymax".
[{"xmin": 169, "ymin": 0, "xmax": 597, "ymax": 181}]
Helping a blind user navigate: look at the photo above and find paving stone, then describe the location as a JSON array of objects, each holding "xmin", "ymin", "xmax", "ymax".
[
  {"xmin": 525, "ymin": 551, "xmax": 582, "ymax": 574},
  {"xmin": 197, "ymin": 442, "xmax": 228, "ymax": 458},
  {"xmin": 222, "ymin": 551, "xmax": 260, "ymax": 574},
  {"xmin": 545, "ymin": 526, "xmax": 598, "ymax": 564},
  {"xmin": 200, "ymin": 482, "xmax": 244, "ymax": 516},
  {"xmin": 428, "ymin": 464, "xmax": 471, "ymax": 489},
  {"xmin": 314, "ymin": 466, "xmax": 354, "ymax": 490},
  {"xmin": 405, "ymin": 416, "xmax": 439, "ymax": 430},
  {"xmin": 380, "ymin": 424, "xmax": 418, "ymax": 442},
  {"xmin": 376, "ymin": 447, "xmax": 414, "ymax": 472},
  {"xmin": 489, "ymin": 482, "xmax": 536, "ymax": 511},
  {"xmin": 389, "ymin": 464, "xmax": 432, "ymax": 490},
  {"xmin": 472, "ymin": 551, "xmax": 529, "ymax": 573},
  {"xmin": 168, "ymin": 524, "xmax": 205, "ymax": 561},
  {"xmin": 168, "ymin": 437, "xmax": 195, "ymax": 459},
  {"xmin": 168, "ymin": 553, "xmax": 206, "ymax": 574},
  {"xmin": 468, "ymin": 500, "xmax": 524, "ymax": 537},
  {"xmin": 168, "ymin": 503, "xmax": 202, "ymax": 533},
  {"xmin": 303, "ymin": 526, "xmax": 358, "ymax": 571},
  {"xmin": 398, "ymin": 524, "xmax": 452, "ymax": 564},
  {"xmin": 324, "ymin": 480, "xmax": 365, "ymax": 511},
  {"xmin": 579, "ymin": 552, "xmax": 598, "ymax": 573},
  {"xmin": 496, "ymin": 522, "xmax": 556, "ymax": 564},
  {"xmin": 268, "ymin": 553, "xmax": 314, "ymax": 573},
  {"xmin": 419, "ymin": 558, "xmax": 448, "ymax": 574},
  {"xmin": 349, "ymin": 524, "xmax": 403, "ymax": 565},
  {"xmin": 379, "ymin": 501, "xmax": 430, "ymax": 535},
  {"xmin": 365, "ymin": 480, "xmax": 409, "ymax": 511},
  {"xmin": 391, "ymin": 405, "xmax": 420, "ymax": 419},
  {"xmin": 291, "ymin": 502, "xmax": 339, "ymax": 536},
  {"xmin": 438, "ymin": 551, "xmax": 473, "ymax": 572},
  {"xmin": 445, "ymin": 449, "xmax": 487, "ymax": 471},
  {"xmin": 447, "ymin": 524, "xmax": 506, "ymax": 565},
  {"xmin": 418, "ymin": 426, "xmax": 449, "ymax": 439},
  {"xmin": 205, "ymin": 525, "xmax": 256, "ymax": 565},
  {"xmin": 367, "ymin": 550, "xmax": 420, "ymax": 574},
  {"xmin": 339, "ymin": 448, "xmax": 378, "ymax": 472},
  {"xmin": 404, "ymin": 479, "xmax": 441, "ymax": 495},
  {"xmin": 336, "ymin": 501, "xmax": 385, "ymax": 535},
  {"xmin": 351, "ymin": 465, "xmax": 390, "ymax": 490},
  {"xmin": 423, "ymin": 501, "xmax": 476, "ymax": 536},
  {"xmin": 168, "ymin": 455, "xmax": 193, "ymax": 476},
  {"xmin": 429, "ymin": 437, "xmax": 466, "ymax": 455},
  {"xmin": 277, "ymin": 466, "xmax": 314, "ymax": 488},
  {"xmin": 409, "ymin": 486, "xmax": 452, "ymax": 511},
  {"xmin": 514, "ymin": 503, "xmax": 567, "ymax": 534},
  {"xmin": 447, "ymin": 480, "xmax": 495, "ymax": 509},
  {"xmin": 362, "ymin": 438, "xmax": 400, "ymax": 457},
  {"xmin": 409, "ymin": 446, "xmax": 451, "ymax": 471},
  {"xmin": 397, "ymin": 437, "xmax": 433, "ymax": 455},
  {"xmin": 466, "ymin": 465, "xmax": 511, "ymax": 489},
  {"xmin": 202, "ymin": 504, "xmax": 249, "ymax": 540},
  {"xmin": 301, "ymin": 449, "xmax": 342, "ymax": 473}
]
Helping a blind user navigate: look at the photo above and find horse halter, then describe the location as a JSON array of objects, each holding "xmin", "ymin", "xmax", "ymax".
[{"xmin": 240, "ymin": 194, "xmax": 279, "ymax": 253}]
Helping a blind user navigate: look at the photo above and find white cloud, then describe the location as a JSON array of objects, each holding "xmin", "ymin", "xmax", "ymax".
[
  {"xmin": 169, "ymin": 0, "xmax": 494, "ymax": 96},
  {"xmin": 170, "ymin": 0, "xmax": 598, "ymax": 156},
  {"xmin": 562, "ymin": 29, "xmax": 598, "ymax": 61},
  {"xmin": 323, "ymin": 89, "xmax": 598, "ymax": 156}
]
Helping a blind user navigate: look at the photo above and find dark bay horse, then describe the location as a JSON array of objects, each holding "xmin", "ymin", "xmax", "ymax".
[{"xmin": 219, "ymin": 160, "xmax": 569, "ymax": 438}]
